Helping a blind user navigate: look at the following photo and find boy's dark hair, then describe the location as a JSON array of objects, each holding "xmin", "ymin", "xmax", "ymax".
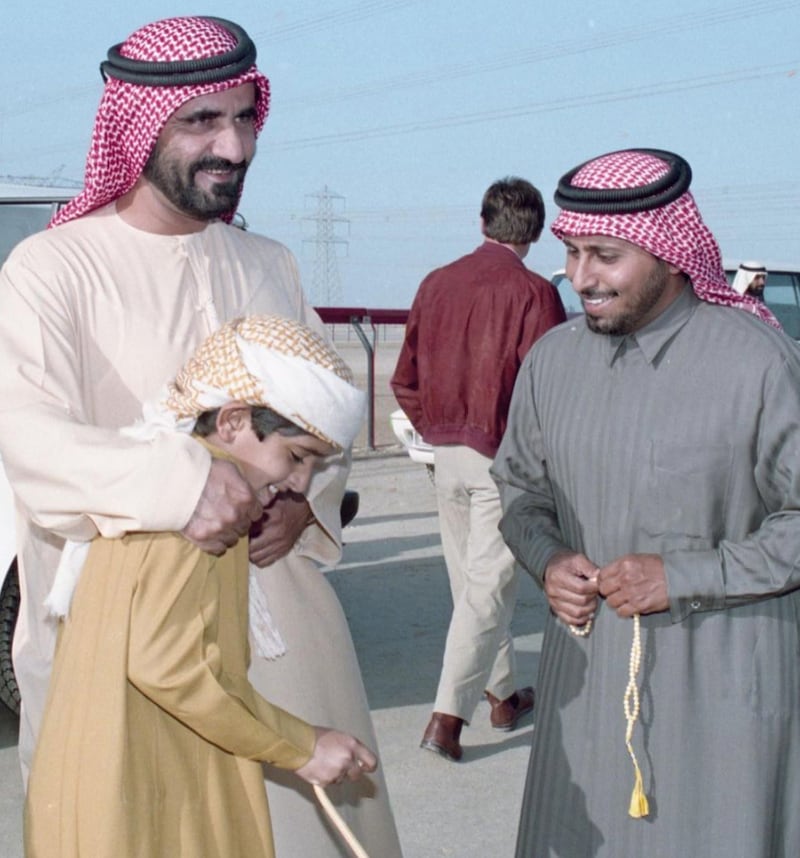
[
  {"xmin": 193, "ymin": 405, "xmax": 306, "ymax": 441},
  {"xmin": 480, "ymin": 177, "xmax": 545, "ymax": 245}
]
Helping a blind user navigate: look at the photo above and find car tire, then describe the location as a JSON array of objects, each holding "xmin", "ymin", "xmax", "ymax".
[{"xmin": 0, "ymin": 558, "xmax": 21, "ymax": 715}]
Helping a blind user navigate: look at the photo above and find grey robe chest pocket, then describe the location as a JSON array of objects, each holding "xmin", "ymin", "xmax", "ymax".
[{"xmin": 638, "ymin": 442, "xmax": 733, "ymax": 549}]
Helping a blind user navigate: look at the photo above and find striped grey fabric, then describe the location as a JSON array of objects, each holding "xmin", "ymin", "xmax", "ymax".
[{"xmin": 492, "ymin": 286, "xmax": 800, "ymax": 857}]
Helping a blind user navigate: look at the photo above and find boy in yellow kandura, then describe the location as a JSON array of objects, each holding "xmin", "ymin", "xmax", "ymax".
[{"xmin": 25, "ymin": 314, "xmax": 376, "ymax": 858}]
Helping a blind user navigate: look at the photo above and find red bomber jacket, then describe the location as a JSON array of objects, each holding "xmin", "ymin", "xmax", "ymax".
[{"xmin": 390, "ymin": 241, "xmax": 566, "ymax": 459}]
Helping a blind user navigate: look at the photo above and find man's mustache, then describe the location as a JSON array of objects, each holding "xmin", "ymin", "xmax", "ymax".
[{"xmin": 191, "ymin": 158, "xmax": 248, "ymax": 175}]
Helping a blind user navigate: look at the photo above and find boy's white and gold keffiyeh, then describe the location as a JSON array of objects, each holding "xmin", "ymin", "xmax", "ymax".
[
  {"xmin": 46, "ymin": 315, "xmax": 366, "ymax": 660},
  {"xmin": 132, "ymin": 314, "xmax": 365, "ymax": 450}
]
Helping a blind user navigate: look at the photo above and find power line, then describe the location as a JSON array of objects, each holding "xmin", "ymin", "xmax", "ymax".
[
  {"xmin": 252, "ymin": 0, "xmax": 419, "ymax": 43},
  {"xmin": 266, "ymin": 61, "xmax": 799, "ymax": 150},
  {"xmin": 251, "ymin": 181, "xmax": 800, "ymax": 232},
  {"xmin": 0, "ymin": 173, "xmax": 82, "ymax": 188},
  {"xmin": 278, "ymin": 0, "xmax": 799, "ymax": 109}
]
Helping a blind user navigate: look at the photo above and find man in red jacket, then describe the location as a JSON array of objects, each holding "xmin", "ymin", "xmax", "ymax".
[{"xmin": 391, "ymin": 177, "xmax": 566, "ymax": 761}]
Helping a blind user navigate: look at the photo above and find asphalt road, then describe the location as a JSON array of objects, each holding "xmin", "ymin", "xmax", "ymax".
[{"xmin": 328, "ymin": 450, "xmax": 548, "ymax": 857}]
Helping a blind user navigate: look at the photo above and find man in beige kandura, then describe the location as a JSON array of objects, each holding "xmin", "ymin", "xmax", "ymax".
[{"xmin": 0, "ymin": 15, "xmax": 402, "ymax": 858}]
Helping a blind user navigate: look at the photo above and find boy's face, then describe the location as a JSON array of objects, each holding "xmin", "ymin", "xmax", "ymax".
[{"xmin": 233, "ymin": 425, "xmax": 334, "ymax": 496}]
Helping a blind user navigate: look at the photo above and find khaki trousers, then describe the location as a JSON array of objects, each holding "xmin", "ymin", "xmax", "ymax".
[{"xmin": 432, "ymin": 444, "xmax": 520, "ymax": 722}]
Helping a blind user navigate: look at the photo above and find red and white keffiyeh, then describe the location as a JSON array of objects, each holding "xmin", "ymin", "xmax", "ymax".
[
  {"xmin": 551, "ymin": 149, "xmax": 780, "ymax": 329},
  {"xmin": 51, "ymin": 16, "xmax": 270, "ymax": 227}
]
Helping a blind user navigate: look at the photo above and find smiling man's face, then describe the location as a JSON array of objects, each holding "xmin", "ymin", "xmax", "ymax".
[
  {"xmin": 142, "ymin": 83, "xmax": 258, "ymax": 222},
  {"xmin": 564, "ymin": 235, "xmax": 686, "ymax": 336}
]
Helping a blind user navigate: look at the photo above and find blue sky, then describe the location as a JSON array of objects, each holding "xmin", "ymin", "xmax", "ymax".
[{"xmin": 2, "ymin": 1, "xmax": 798, "ymax": 307}]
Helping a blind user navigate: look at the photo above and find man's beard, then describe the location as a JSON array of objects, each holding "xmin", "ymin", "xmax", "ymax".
[
  {"xmin": 143, "ymin": 149, "xmax": 249, "ymax": 221},
  {"xmin": 584, "ymin": 261, "xmax": 670, "ymax": 336}
]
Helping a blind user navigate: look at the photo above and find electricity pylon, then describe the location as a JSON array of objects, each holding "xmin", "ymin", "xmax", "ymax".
[{"xmin": 303, "ymin": 186, "xmax": 348, "ymax": 306}]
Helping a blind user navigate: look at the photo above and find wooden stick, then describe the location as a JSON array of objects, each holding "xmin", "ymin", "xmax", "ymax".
[{"xmin": 313, "ymin": 784, "xmax": 371, "ymax": 858}]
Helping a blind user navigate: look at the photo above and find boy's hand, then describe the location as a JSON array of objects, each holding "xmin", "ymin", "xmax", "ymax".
[
  {"xmin": 249, "ymin": 491, "xmax": 313, "ymax": 567},
  {"xmin": 181, "ymin": 459, "xmax": 262, "ymax": 555},
  {"xmin": 295, "ymin": 727, "xmax": 377, "ymax": 786}
]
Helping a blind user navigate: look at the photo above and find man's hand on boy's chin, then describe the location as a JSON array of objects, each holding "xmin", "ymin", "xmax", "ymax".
[
  {"xmin": 248, "ymin": 490, "xmax": 313, "ymax": 567},
  {"xmin": 182, "ymin": 459, "xmax": 263, "ymax": 556}
]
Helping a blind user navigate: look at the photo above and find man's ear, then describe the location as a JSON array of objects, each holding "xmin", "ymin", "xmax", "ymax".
[{"xmin": 215, "ymin": 402, "xmax": 251, "ymax": 442}]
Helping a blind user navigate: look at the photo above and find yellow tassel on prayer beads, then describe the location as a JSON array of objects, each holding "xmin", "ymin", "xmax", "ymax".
[
  {"xmin": 628, "ymin": 764, "xmax": 650, "ymax": 818},
  {"xmin": 569, "ymin": 608, "xmax": 651, "ymax": 818}
]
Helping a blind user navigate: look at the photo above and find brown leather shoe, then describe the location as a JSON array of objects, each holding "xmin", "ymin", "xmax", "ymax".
[
  {"xmin": 485, "ymin": 687, "xmax": 535, "ymax": 731},
  {"xmin": 420, "ymin": 712, "xmax": 464, "ymax": 761}
]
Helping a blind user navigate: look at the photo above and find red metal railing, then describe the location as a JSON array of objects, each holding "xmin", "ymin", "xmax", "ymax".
[{"xmin": 315, "ymin": 307, "xmax": 409, "ymax": 450}]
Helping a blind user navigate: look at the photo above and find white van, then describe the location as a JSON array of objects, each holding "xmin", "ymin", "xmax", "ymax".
[{"xmin": 0, "ymin": 185, "xmax": 75, "ymax": 713}]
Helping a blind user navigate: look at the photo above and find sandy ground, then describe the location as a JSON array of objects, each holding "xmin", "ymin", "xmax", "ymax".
[{"xmin": 326, "ymin": 451, "xmax": 548, "ymax": 857}]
